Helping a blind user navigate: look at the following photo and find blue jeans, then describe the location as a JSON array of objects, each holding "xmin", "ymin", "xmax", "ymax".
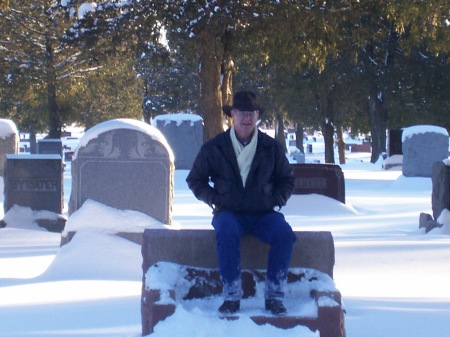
[{"xmin": 212, "ymin": 211, "xmax": 296, "ymax": 301}]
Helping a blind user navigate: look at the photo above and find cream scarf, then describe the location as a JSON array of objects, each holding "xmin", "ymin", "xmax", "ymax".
[{"xmin": 230, "ymin": 125, "xmax": 258, "ymax": 187}]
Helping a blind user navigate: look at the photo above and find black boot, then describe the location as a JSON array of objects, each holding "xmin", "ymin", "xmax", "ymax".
[
  {"xmin": 219, "ymin": 300, "xmax": 240, "ymax": 314},
  {"xmin": 265, "ymin": 299, "xmax": 287, "ymax": 316}
]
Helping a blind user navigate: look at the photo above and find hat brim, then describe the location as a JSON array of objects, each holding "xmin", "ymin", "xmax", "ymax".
[
  {"xmin": 222, "ymin": 105, "xmax": 264, "ymax": 117},
  {"xmin": 222, "ymin": 105, "xmax": 232, "ymax": 117}
]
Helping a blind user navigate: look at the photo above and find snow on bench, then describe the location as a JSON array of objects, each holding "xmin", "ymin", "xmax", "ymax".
[{"xmin": 141, "ymin": 228, "xmax": 346, "ymax": 337}]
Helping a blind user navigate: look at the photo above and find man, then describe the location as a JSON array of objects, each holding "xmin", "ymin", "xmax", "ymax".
[{"xmin": 186, "ymin": 91, "xmax": 296, "ymax": 315}]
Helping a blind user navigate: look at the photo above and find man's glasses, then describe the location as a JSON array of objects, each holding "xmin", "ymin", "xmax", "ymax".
[{"xmin": 234, "ymin": 110, "xmax": 258, "ymax": 119}]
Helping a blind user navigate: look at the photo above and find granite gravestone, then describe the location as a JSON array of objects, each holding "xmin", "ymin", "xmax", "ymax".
[
  {"xmin": 292, "ymin": 152, "xmax": 306, "ymax": 163},
  {"xmin": 153, "ymin": 114, "xmax": 203, "ymax": 170},
  {"xmin": 4, "ymin": 154, "xmax": 63, "ymax": 214},
  {"xmin": 387, "ymin": 129, "xmax": 403, "ymax": 157},
  {"xmin": 37, "ymin": 139, "xmax": 63, "ymax": 157},
  {"xmin": 402, "ymin": 125, "xmax": 449, "ymax": 177},
  {"xmin": 64, "ymin": 151, "xmax": 74, "ymax": 162},
  {"xmin": 431, "ymin": 161, "xmax": 450, "ymax": 220},
  {"xmin": 0, "ymin": 119, "xmax": 19, "ymax": 176},
  {"xmin": 290, "ymin": 163, "xmax": 345, "ymax": 203},
  {"xmin": 69, "ymin": 119, "xmax": 174, "ymax": 225}
]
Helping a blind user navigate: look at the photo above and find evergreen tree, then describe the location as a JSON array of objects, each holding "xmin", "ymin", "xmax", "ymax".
[
  {"xmin": 345, "ymin": 0, "xmax": 449, "ymax": 162},
  {"xmin": 61, "ymin": 1, "xmax": 313, "ymax": 141},
  {"xmin": 62, "ymin": 50, "xmax": 142, "ymax": 129},
  {"xmin": 0, "ymin": 1, "xmax": 103, "ymax": 138}
]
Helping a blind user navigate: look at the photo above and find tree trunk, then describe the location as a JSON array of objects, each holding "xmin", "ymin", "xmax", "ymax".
[
  {"xmin": 198, "ymin": 31, "xmax": 224, "ymax": 142},
  {"xmin": 336, "ymin": 125, "xmax": 346, "ymax": 165},
  {"xmin": 368, "ymin": 83, "xmax": 387, "ymax": 163},
  {"xmin": 275, "ymin": 112, "xmax": 287, "ymax": 153},
  {"xmin": 46, "ymin": 36, "xmax": 62, "ymax": 139},
  {"xmin": 322, "ymin": 120, "xmax": 335, "ymax": 164},
  {"xmin": 0, "ymin": 0, "xmax": 9, "ymax": 11},
  {"xmin": 29, "ymin": 129, "xmax": 37, "ymax": 154},
  {"xmin": 295, "ymin": 123, "xmax": 305, "ymax": 154},
  {"xmin": 315, "ymin": 82, "xmax": 336, "ymax": 164},
  {"xmin": 142, "ymin": 81, "xmax": 151, "ymax": 124},
  {"xmin": 221, "ymin": 29, "xmax": 234, "ymax": 129}
]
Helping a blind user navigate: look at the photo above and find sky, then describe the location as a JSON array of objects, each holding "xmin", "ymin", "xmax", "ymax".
[{"xmin": 0, "ymin": 120, "xmax": 449, "ymax": 337}]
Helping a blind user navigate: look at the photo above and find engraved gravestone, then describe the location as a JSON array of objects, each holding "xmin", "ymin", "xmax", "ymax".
[
  {"xmin": 4, "ymin": 154, "xmax": 63, "ymax": 214},
  {"xmin": 69, "ymin": 119, "xmax": 174, "ymax": 224},
  {"xmin": 0, "ymin": 119, "xmax": 19, "ymax": 176},
  {"xmin": 153, "ymin": 114, "xmax": 203, "ymax": 170},
  {"xmin": 402, "ymin": 125, "xmax": 449, "ymax": 177},
  {"xmin": 290, "ymin": 163, "xmax": 345, "ymax": 203}
]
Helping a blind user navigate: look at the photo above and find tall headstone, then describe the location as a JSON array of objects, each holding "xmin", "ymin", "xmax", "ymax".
[
  {"xmin": 0, "ymin": 119, "xmax": 19, "ymax": 176},
  {"xmin": 69, "ymin": 119, "xmax": 174, "ymax": 225},
  {"xmin": 290, "ymin": 163, "xmax": 345, "ymax": 203},
  {"xmin": 153, "ymin": 114, "xmax": 203, "ymax": 170},
  {"xmin": 431, "ymin": 161, "xmax": 450, "ymax": 220},
  {"xmin": 387, "ymin": 129, "xmax": 403, "ymax": 157},
  {"xmin": 402, "ymin": 125, "xmax": 449, "ymax": 177},
  {"xmin": 4, "ymin": 154, "xmax": 63, "ymax": 214}
]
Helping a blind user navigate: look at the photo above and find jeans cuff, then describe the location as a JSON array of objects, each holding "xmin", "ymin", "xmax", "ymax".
[{"xmin": 222, "ymin": 278, "xmax": 243, "ymax": 301}]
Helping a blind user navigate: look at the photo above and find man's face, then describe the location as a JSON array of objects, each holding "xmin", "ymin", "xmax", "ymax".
[{"xmin": 231, "ymin": 109, "xmax": 260, "ymax": 142}]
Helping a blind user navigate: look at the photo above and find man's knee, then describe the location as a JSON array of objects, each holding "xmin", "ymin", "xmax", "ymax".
[
  {"xmin": 212, "ymin": 211, "xmax": 241, "ymax": 237},
  {"xmin": 267, "ymin": 213, "xmax": 295, "ymax": 238},
  {"xmin": 279, "ymin": 221, "xmax": 296, "ymax": 242}
]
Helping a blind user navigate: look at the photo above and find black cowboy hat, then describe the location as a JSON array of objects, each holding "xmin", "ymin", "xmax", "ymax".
[{"xmin": 222, "ymin": 91, "xmax": 265, "ymax": 117}]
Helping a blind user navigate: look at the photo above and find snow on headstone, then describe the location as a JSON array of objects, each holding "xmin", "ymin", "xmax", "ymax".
[
  {"xmin": 69, "ymin": 118, "xmax": 174, "ymax": 225},
  {"xmin": 402, "ymin": 125, "xmax": 449, "ymax": 177},
  {"xmin": 0, "ymin": 119, "xmax": 19, "ymax": 176},
  {"xmin": 152, "ymin": 113, "xmax": 203, "ymax": 170}
]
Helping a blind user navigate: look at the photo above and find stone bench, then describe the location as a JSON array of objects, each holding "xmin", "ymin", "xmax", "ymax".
[{"xmin": 141, "ymin": 228, "xmax": 345, "ymax": 337}]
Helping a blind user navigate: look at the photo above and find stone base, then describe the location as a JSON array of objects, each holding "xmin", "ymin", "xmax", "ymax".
[
  {"xmin": 35, "ymin": 214, "xmax": 67, "ymax": 233},
  {"xmin": 142, "ymin": 268, "xmax": 346, "ymax": 337},
  {"xmin": 0, "ymin": 214, "xmax": 66, "ymax": 233},
  {"xmin": 60, "ymin": 230, "xmax": 145, "ymax": 246},
  {"xmin": 141, "ymin": 229, "xmax": 344, "ymax": 336},
  {"xmin": 141, "ymin": 289, "xmax": 176, "ymax": 335},
  {"xmin": 419, "ymin": 212, "xmax": 433, "ymax": 229}
]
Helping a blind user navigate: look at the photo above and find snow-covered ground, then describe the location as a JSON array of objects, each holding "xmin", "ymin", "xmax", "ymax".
[{"xmin": 0, "ymin": 135, "xmax": 450, "ymax": 337}]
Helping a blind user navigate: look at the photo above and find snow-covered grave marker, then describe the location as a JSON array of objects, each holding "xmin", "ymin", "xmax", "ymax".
[
  {"xmin": 3, "ymin": 154, "xmax": 65, "ymax": 232},
  {"xmin": 153, "ymin": 113, "xmax": 203, "ymax": 170},
  {"xmin": 68, "ymin": 119, "xmax": 174, "ymax": 227},
  {"xmin": 0, "ymin": 118, "xmax": 19, "ymax": 176},
  {"xmin": 402, "ymin": 125, "xmax": 449, "ymax": 177}
]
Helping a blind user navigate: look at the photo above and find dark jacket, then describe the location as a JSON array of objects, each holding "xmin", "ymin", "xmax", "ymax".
[{"xmin": 186, "ymin": 129, "xmax": 294, "ymax": 214}]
